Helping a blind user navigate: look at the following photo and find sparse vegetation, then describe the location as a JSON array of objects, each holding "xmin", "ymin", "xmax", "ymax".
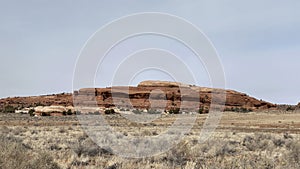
[
  {"xmin": 29, "ymin": 109, "xmax": 35, "ymax": 116},
  {"xmin": 41, "ymin": 112, "xmax": 51, "ymax": 116},
  {"xmin": 224, "ymin": 107, "xmax": 253, "ymax": 113},
  {"xmin": 104, "ymin": 109, "xmax": 115, "ymax": 115},
  {"xmin": 147, "ymin": 109, "xmax": 161, "ymax": 114},
  {"xmin": 0, "ymin": 111, "xmax": 300, "ymax": 168},
  {"xmin": 198, "ymin": 106, "xmax": 209, "ymax": 114},
  {"xmin": 0, "ymin": 134, "xmax": 60, "ymax": 169},
  {"xmin": 286, "ymin": 105, "xmax": 296, "ymax": 111},
  {"xmin": 3, "ymin": 105, "xmax": 16, "ymax": 113},
  {"xmin": 67, "ymin": 109, "xmax": 73, "ymax": 115},
  {"xmin": 132, "ymin": 109, "xmax": 142, "ymax": 114},
  {"xmin": 169, "ymin": 108, "xmax": 181, "ymax": 114}
]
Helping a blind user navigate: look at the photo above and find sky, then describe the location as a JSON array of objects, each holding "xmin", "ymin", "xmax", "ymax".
[{"xmin": 0, "ymin": 0, "xmax": 300, "ymax": 104}]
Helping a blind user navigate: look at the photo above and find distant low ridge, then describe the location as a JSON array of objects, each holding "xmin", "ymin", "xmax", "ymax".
[{"xmin": 0, "ymin": 81, "xmax": 280, "ymax": 114}]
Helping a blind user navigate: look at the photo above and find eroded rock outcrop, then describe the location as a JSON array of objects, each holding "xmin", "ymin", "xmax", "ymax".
[
  {"xmin": 74, "ymin": 81, "xmax": 276, "ymax": 112},
  {"xmin": 0, "ymin": 81, "xmax": 277, "ymax": 114}
]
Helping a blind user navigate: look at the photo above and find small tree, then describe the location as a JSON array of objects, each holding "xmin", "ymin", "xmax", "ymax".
[
  {"xmin": 41, "ymin": 112, "xmax": 51, "ymax": 116},
  {"xmin": 29, "ymin": 109, "xmax": 35, "ymax": 116},
  {"xmin": 104, "ymin": 109, "xmax": 115, "ymax": 115},
  {"xmin": 67, "ymin": 109, "xmax": 73, "ymax": 115},
  {"xmin": 286, "ymin": 106, "xmax": 295, "ymax": 111},
  {"xmin": 198, "ymin": 107, "xmax": 204, "ymax": 114},
  {"xmin": 169, "ymin": 108, "xmax": 180, "ymax": 114}
]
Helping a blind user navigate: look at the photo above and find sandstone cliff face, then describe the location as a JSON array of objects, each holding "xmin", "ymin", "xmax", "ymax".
[
  {"xmin": 74, "ymin": 81, "xmax": 276, "ymax": 112},
  {"xmin": 0, "ymin": 81, "xmax": 276, "ymax": 113}
]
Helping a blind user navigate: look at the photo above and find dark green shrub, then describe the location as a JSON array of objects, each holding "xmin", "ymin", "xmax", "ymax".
[
  {"xmin": 240, "ymin": 107, "xmax": 249, "ymax": 113},
  {"xmin": 104, "ymin": 109, "xmax": 115, "ymax": 115},
  {"xmin": 198, "ymin": 107, "xmax": 204, "ymax": 114},
  {"xmin": 67, "ymin": 109, "xmax": 73, "ymax": 115},
  {"xmin": 198, "ymin": 106, "xmax": 209, "ymax": 114},
  {"xmin": 3, "ymin": 105, "xmax": 16, "ymax": 113},
  {"xmin": 286, "ymin": 106, "xmax": 295, "ymax": 111},
  {"xmin": 41, "ymin": 112, "xmax": 51, "ymax": 116},
  {"xmin": 169, "ymin": 108, "xmax": 181, "ymax": 114},
  {"xmin": 29, "ymin": 109, "xmax": 35, "ymax": 116},
  {"xmin": 230, "ymin": 107, "xmax": 252, "ymax": 113}
]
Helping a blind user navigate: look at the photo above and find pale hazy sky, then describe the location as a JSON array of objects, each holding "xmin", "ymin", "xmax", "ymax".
[{"xmin": 0, "ymin": 0, "xmax": 300, "ymax": 104}]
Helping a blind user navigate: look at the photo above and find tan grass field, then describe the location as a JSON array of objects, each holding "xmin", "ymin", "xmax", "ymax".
[{"xmin": 1, "ymin": 111, "xmax": 300, "ymax": 169}]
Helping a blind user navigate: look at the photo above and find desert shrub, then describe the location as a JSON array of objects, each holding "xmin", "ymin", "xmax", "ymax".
[
  {"xmin": 286, "ymin": 105, "xmax": 295, "ymax": 111},
  {"xmin": 167, "ymin": 142, "xmax": 191, "ymax": 166},
  {"xmin": 286, "ymin": 141, "xmax": 300, "ymax": 166},
  {"xmin": 0, "ymin": 134, "xmax": 60, "ymax": 169},
  {"xmin": 240, "ymin": 107, "xmax": 252, "ymax": 113},
  {"xmin": 62, "ymin": 111, "xmax": 67, "ymax": 116},
  {"xmin": 132, "ymin": 109, "xmax": 142, "ymax": 114},
  {"xmin": 0, "ymin": 126, "xmax": 11, "ymax": 134},
  {"xmin": 198, "ymin": 106, "xmax": 209, "ymax": 114},
  {"xmin": 41, "ymin": 112, "xmax": 51, "ymax": 116},
  {"xmin": 198, "ymin": 107, "xmax": 204, "ymax": 114},
  {"xmin": 3, "ymin": 105, "xmax": 16, "ymax": 113},
  {"xmin": 230, "ymin": 107, "xmax": 252, "ymax": 113},
  {"xmin": 49, "ymin": 144, "xmax": 61, "ymax": 151},
  {"xmin": 73, "ymin": 138, "xmax": 113, "ymax": 157},
  {"xmin": 28, "ymin": 109, "xmax": 35, "ymax": 116},
  {"xmin": 242, "ymin": 134, "xmax": 272, "ymax": 151},
  {"xmin": 67, "ymin": 109, "xmax": 73, "ymax": 115},
  {"xmin": 215, "ymin": 142, "xmax": 237, "ymax": 157},
  {"xmin": 284, "ymin": 133, "xmax": 293, "ymax": 139},
  {"xmin": 104, "ymin": 109, "xmax": 115, "ymax": 115},
  {"xmin": 30, "ymin": 152, "xmax": 60, "ymax": 169},
  {"xmin": 147, "ymin": 109, "xmax": 161, "ymax": 114},
  {"xmin": 169, "ymin": 108, "xmax": 181, "ymax": 114},
  {"xmin": 272, "ymin": 138, "xmax": 285, "ymax": 147},
  {"xmin": 58, "ymin": 127, "xmax": 67, "ymax": 133}
]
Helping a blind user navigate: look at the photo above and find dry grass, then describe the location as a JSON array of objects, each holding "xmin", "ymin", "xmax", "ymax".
[
  {"xmin": 0, "ymin": 134, "xmax": 59, "ymax": 169},
  {"xmin": 0, "ymin": 111, "xmax": 300, "ymax": 168}
]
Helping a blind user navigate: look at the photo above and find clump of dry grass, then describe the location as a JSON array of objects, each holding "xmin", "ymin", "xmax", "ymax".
[
  {"xmin": 72, "ymin": 136, "xmax": 113, "ymax": 158},
  {"xmin": 286, "ymin": 140, "xmax": 300, "ymax": 168},
  {"xmin": 242, "ymin": 133, "xmax": 272, "ymax": 151},
  {"xmin": 0, "ymin": 134, "xmax": 60, "ymax": 169}
]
